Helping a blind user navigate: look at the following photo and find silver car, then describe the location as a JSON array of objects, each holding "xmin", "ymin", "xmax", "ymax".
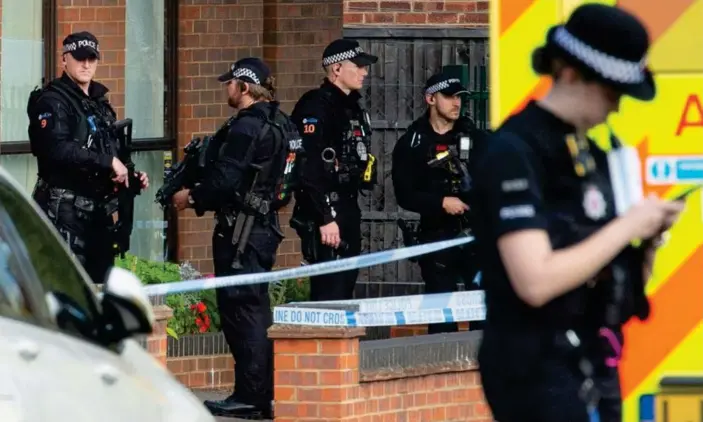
[{"xmin": 0, "ymin": 166, "xmax": 215, "ymax": 422}]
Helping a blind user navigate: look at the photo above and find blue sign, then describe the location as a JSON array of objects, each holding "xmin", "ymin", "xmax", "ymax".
[
  {"xmin": 647, "ymin": 156, "xmax": 703, "ymax": 184},
  {"xmin": 638, "ymin": 393, "xmax": 655, "ymax": 422}
]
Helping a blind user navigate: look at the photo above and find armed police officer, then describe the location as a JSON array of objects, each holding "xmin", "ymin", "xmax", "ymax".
[
  {"xmin": 290, "ymin": 39, "xmax": 378, "ymax": 301},
  {"xmin": 392, "ymin": 73, "xmax": 488, "ymax": 334},
  {"xmin": 28, "ymin": 31, "xmax": 149, "ymax": 284},
  {"xmin": 171, "ymin": 58, "xmax": 299, "ymax": 419}
]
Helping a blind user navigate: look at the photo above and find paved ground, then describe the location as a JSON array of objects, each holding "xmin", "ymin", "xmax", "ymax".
[{"xmin": 192, "ymin": 390, "xmax": 273, "ymax": 422}]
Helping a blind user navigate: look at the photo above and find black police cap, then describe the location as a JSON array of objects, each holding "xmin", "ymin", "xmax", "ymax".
[
  {"xmin": 217, "ymin": 57, "xmax": 271, "ymax": 85},
  {"xmin": 424, "ymin": 73, "xmax": 469, "ymax": 97},
  {"xmin": 62, "ymin": 31, "xmax": 100, "ymax": 60},
  {"xmin": 539, "ymin": 4, "xmax": 655, "ymax": 101},
  {"xmin": 322, "ymin": 39, "xmax": 378, "ymax": 67}
]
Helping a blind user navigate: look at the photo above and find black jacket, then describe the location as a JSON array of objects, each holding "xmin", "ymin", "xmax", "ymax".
[
  {"xmin": 392, "ymin": 113, "xmax": 487, "ymax": 231},
  {"xmin": 189, "ymin": 101, "xmax": 284, "ymax": 215},
  {"xmin": 28, "ymin": 72, "xmax": 117, "ymax": 197},
  {"xmin": 291, "ymin": 78, "xmax": 368, "ymax": 226}
]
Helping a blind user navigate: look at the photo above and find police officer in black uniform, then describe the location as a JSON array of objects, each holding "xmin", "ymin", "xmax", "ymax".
[
  {"xmin": 172, "ymin": 58, "xmax": 294, "ymax": 419},
  {"xmin": 290, "ymin": 39, "xmax": 378, "ymax": 301},
  {"xmin": 392, "ymin": 73, "xmax": 488, "ymax": 334},
  {"xmin": 470, "ymin": 5, "xmax": 684, "ymax": 422},
  {"xmin": 28, "ymin": 31, "xmax": 149, "ymax": 284}
]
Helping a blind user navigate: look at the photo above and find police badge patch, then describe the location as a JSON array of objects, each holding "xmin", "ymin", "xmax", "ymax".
[{"xmin": 583, "ymin": 184, "xmax": 607, "ymax": 220}]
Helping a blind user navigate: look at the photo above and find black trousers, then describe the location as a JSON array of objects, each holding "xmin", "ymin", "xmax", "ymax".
[
  {"xmin": 479, "ymin": 331, "xmax": 622, "ymax": 422},
  {"xmin": 305, "ymin": 208, "xmax": 362, "ymax": 302},
  {"xmin": 213, "ymin": 221, "xmax": 282, "ymax": 406},
  {"xmin": 34, "ymin": 186, "xmax": 115, "ymax": 284},
  {"xmin": 417, "ymin": 229, "xmax": 483, "ymax": 334},
  {"xmin": 593, "ymin": 364, "xmax": 623, "ymax": 422}
]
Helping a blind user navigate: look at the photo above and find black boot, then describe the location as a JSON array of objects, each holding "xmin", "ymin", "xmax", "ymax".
[{"xmin": 203, "ymin": 395, "xmax": 272, "ymax": 419}]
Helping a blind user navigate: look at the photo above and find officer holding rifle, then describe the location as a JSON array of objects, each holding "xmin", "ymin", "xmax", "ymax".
[
  {"xmin": 170, "ymin": 57, "xmax": 299, "ymax": 419},
  {"xmin": 392, "ymin": 72, "xmax": 489, "ymax": 334},
  {"xmin": 28, "ymin": 31, "xmax": 148, "ymax": 284}
]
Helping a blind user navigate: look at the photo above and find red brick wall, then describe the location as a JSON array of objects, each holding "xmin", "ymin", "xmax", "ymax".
[
  {"xmin": 168, "ymin": 354, "xmax": 234, "ymax": 390},
  {"xmin": 269, "ymin": 326, "xmax": 492, "ymax": 421},
  {"xmin": 344, "ymin": 0, "xmax": 489, "ymax": 25}
]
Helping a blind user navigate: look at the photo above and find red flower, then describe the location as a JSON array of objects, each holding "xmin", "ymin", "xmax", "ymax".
[
  {"xmin": 199, "ymin": 324, "xmax": 208, "ymax": 333},
  {"xmin": 190, "ymin": 304, "xmax": 197, "ymax": 311},
  {"xmin": 197, "ymin": 302, "xmax": 207, "ymax": 313},
  {"xmin": 195, "ymin": 317, "xmax": 203, "ymax": 326}
]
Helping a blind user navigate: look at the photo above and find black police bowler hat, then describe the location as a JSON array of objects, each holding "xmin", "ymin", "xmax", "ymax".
[
  {"xmin": 424, "ymin": 73, "xmax": 469, "ymax": 97},
  {"xmin": 62, "ymin": 31, "xmax": 100, "ymax": 60},
  {"xmin": 322, "ymin": 39, "xmax": 378, "ymax": 67},
  {"xmin": 217, "ymin": 57, "xmax": 271, "ymax": 85},
  {"xmin": 541, "ymin": 4, "xmax": 655, "ymax": 101}
]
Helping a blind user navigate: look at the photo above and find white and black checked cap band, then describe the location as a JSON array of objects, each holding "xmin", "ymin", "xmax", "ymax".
[
  {"xmin": 231, "ymin": 65, "xmax": 261, "ymax": 85},
  {"xmin": 553, "ymin": 26, "xmax": 646, "ymax": 84},
  {"xmin": 323, "ymin": 47, "xmax": 363, "ymax": 66},
  {"xmin": 425, "ymin": 78, "xmax": 462, "ymax": 95}
]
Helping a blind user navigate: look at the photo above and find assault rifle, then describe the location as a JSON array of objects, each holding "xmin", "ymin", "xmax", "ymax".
[
  {"xmin": 427, "ymin": 146, "xmax": 472, "ymax": 195},
  {"xmin": 154, "ymin": 135, "xmax": 213, "ymax": 216},
  {"xmin": 106, "ymin": 118, "xmax": 141, "ymax": 258}
]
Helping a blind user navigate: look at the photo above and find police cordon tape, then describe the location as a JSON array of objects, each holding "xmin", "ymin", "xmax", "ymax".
[
  {"xmin": 273, "ymin": 290, "xmax": 487, "ymax": 327},
  {"xmin": 300, "ymin": 289, "xmax": 485, "ymax": 313},
  {"xmin": 272, "ymin": 303, "xmax": 486, "ymax": 328},
  {"xmin": 142, "ymin": 235, "xmax": 475, "ymax": 297}
]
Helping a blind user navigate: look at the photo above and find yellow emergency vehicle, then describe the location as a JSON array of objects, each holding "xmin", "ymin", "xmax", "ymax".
[{"xmin": 490, "ymin": 1, "xmax": 703, "ymax": 421}]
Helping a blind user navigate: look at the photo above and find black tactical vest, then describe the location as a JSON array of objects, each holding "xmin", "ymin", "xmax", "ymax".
[{"xmin": 27, "ymin": 80, "xmax": 117, "ymax": 158}]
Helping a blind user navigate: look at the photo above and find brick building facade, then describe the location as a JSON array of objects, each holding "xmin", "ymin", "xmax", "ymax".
[
  {"xmin": 344, "ymin": 0, "xmax": 489, "ymax": 26},
  {"xmin": 0, "ymin": 0, "xmax": 489, "ymax": 274}
]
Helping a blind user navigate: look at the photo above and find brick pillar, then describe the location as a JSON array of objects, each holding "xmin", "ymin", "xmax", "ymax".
[
  {"xmin": 262, "ymin": 0, "xmax": 343, "ymax": 268},
  {"xmin": 147, "ymin": 304, "xmax": 174, "ymax": 367},
  {"xmin": 268, "ymin": 325, "xmax": 365, "ymax": 421},
  {"xmin": 56, "ymin": 0, "xmax": 127, "ymax": 117}
]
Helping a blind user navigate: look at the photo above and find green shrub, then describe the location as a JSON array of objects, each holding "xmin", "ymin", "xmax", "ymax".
[{"xmin": 115, "ymin": 254, "xmax": 310, "ymax": 338}]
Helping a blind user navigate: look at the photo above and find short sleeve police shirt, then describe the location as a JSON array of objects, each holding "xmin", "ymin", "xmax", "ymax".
[
  {"xmin": 472, "ymin": 100, "xmax": 614, "ymax": 322},
  {"xmin": 478, "ymin": 132, "xmax": 549, "ymax": 238}
]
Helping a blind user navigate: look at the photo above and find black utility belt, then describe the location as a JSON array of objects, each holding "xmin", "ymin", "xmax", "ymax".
[{"xmin": 42, "ymin": 187, "xmax": 107, "ymax": 213}]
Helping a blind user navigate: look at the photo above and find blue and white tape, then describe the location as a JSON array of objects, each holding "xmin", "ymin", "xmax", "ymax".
[
  {"xmin": 143, "ymin": 235, "xmax": 474, "ymax": 296},
  {"xmin": 300, "ymin": 290, "xmax": 485, "ymax": 313},
  {"xmin": 272, "ymin": 304, "xmax": 486, "ymax": 327}
]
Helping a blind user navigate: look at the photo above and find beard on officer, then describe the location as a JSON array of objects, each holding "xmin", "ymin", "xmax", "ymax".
[
  {"xmin": 171, "ymin": 58, "xmax": 291, "ymax": 419},
  {"xmin": 391, "ymin": 73, "xmax": 489, "ymax": 334},
  {"xmin": 289, "ymin": 38, "xmax": 378, "ymax": 302},
  {"xmin": 28, "ymin": 31, "xmax": 148, "ymax": 284}
]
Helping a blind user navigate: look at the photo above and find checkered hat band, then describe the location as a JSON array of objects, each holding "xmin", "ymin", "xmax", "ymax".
[
  {"xmin": 425, "ymin": 78, "xmax": 462, "ymax": 95},
  {"xmin": 231, "ymin": 67, "xmax": 260, "ymax": 84},
  {"xmin": 323, "ymin": 47, "xmax": 363, "ymax": 66},
  {"xmin": 554, "ymin": 27, "xmax": 645, "ymax": 84}
]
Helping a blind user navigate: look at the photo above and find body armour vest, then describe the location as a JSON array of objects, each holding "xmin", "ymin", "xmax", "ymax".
[{"xmin": 319, "ymin": 91, "xmax": 375, "ymax": 192}]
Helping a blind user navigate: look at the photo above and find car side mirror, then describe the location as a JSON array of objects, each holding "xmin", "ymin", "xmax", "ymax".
[{"xmin": 99, "ymin": 266, "xmax": 155, "ymax": 344}]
